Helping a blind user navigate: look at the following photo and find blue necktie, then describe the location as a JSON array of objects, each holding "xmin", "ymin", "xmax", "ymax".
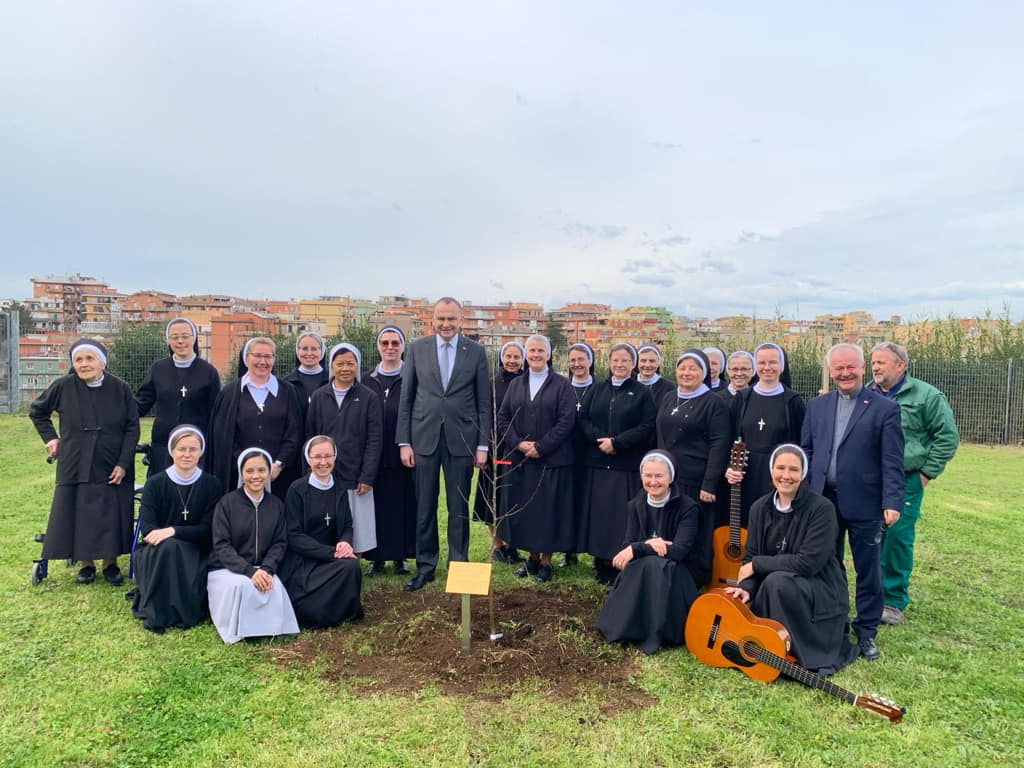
[{"xmin": 441, "ymin": 342, "xmax": 452, "ymax": 390}]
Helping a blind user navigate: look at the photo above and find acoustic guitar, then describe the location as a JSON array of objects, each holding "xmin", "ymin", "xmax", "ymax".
[
  {"xmin": 686, "ymin": 589, "xmax": 906, "ymax": 723},
  {"xmin": 708, "ymin": 441, "xmax": 748, "ymax": 589}
]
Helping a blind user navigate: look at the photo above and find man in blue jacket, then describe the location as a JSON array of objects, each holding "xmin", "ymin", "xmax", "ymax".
[{"xmin": 801, "ymin": 343, "xmax": 904, "ymax": 661}]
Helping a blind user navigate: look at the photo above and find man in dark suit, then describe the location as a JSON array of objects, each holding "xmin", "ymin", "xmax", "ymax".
[
  {"xmin": 396, "ymin": 297, "xmax": 492, "ymax": 590},
  {"xmin": 801, "ymin": 343, "xmax": 904, "ymax": 661}
]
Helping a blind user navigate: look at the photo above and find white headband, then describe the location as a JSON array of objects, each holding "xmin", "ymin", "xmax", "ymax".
[
  {"xmin": 236, "ymin": 447, "xmax": 274, "ymax": 490},
  {"xmin": 295, "ymin": 332, "xmax": 326, "ymax": 360},
  {"xmin": 70, "ymin": 341, "xmax": 107, "ymax": 365},
  {"xmin": 770, "ymin": 443, "xmax": 808, "ymax": 480},
  {"xmin": 675, "ymin": 351, "xmax": 708, "ymax": 379},
  {"xmin": 329, "ymin": 343, "xmax": 362, "ymax": 381},
  {"xmin": 640, "ymin": 450, "xmax": 676, "ymax": 482},
  {"xmin": 168, "ymin": 425, "xmax": 206, "ymax": 456}
]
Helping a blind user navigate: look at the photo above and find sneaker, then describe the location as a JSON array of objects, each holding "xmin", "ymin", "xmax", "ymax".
[
  {"xmin": 102, "ymin": 564, "xmax": 123, "ymax": 586},
  {"xmin": 880, "ymin": 605, "xmax": 905, "ymax": 625}
]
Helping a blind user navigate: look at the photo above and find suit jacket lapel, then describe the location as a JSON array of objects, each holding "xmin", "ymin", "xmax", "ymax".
[{"xmin": 427, "ymin": 334, "xmax": 444, "ymax": 391}]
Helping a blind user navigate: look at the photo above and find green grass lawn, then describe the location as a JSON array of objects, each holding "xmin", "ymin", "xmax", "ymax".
[{"xmin": 1, "ymin": 413, "xmax": 1021, "ymax": 768}]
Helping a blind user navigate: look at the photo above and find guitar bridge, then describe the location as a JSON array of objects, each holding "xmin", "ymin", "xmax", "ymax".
[{"xmin": 707, "ymin": 614, "xmax": 722, "ymax": 649}]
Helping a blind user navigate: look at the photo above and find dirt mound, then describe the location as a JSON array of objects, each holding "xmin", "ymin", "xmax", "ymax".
[{"xmin": 270, "ymin": 585, "xmax": 654, "ymax": 713}]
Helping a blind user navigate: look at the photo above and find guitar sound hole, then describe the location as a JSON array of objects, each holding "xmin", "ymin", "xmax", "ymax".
[{"xmin": 726, "ymin": 543, "xmax": 742, "ymax": 560}]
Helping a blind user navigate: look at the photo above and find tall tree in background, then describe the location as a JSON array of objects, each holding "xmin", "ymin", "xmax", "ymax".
[
  {"xmin": 108, "ymin": 322, "xmax": 167, "ymax": 392},
  {"xmin": 545, "ymin": 314, "xmax": 568, "ymax": 354}
]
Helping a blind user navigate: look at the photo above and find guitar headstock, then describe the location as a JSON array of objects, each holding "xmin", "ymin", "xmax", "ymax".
[
  {"xmin": 856, "ymin": 694, "xmax": 906, "ymax": 724},
  {"xmin": 730, "ymin": 441, "xmax": 749, "ymax": 471}
]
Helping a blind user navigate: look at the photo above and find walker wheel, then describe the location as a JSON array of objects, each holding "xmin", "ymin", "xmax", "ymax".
[{"xmin": 30, "ymin": 562, "xmax": 44, "ymax": 586}]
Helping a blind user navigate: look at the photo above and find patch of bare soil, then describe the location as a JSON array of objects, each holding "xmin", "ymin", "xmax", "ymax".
[{"xmin": 270, "ymin": 585, "xmax": 655, "ymax": 713}]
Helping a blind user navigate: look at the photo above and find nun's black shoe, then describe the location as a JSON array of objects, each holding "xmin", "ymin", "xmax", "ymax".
[
  {"xmin": 515, "ymin": 558, "xmax": 540, "ymax": 578},
  {"xmin": 76, "ymin": 565, "xmax": 96, "ymax": 584},
  {"xmin": 505, "ymin": 548, "xmax": 526, "ymax": 564},
  {"xmin": 393, "ymin": 560, "xmax": 410, "ymax": 575},
  {"xmin": 558, "ymin": 552, "xmax": 578, "ymax": 568},
  {"xmin": 365, "ymin": 561, "xmax": 386, "ymax": 576},
  {"xmin": 534, "ymin": 564, "xmax": 553, "ymax": 583},
  {"xmin": 102, "ymin": 564, "xmax": 123, "ymax": 586}
]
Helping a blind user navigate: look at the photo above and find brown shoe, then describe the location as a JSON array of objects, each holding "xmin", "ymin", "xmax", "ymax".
[{"xmin": 880, "ymin": 605, "xmax": 904, "ymax": 625}]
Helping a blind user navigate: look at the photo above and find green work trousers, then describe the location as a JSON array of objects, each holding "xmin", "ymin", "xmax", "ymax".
[{"xmin": 881, "ymin": 472, "xmax": 925, "ymax": 611}]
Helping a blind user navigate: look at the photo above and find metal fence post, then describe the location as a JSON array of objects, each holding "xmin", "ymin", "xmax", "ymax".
[{"xmin": 1005, "ymin": 359, "xmax": 1014, "ymax": 445}]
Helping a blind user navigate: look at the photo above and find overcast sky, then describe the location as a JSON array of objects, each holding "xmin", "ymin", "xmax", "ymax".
[{"xmin": 2, "ymin": 2, "xmax": 1022, "ymax": 321}]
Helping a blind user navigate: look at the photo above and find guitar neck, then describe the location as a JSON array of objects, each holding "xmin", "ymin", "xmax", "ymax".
[
  {"xmin": 728, "ymin": 485, "xmax": 742, "ymax": 544},
  {"xmin": 746, "ymin": 642, "xmax": 856, "ymax": 705}
]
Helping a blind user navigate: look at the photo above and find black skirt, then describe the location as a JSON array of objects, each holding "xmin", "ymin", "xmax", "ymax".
[
  {"xmin": 42, "ymin": 482, "xmax": 135, "ymax": 561},
  {"xmin": 596, "ymin": 556, "xmax": 698, "ymax": 654},
  {"xmin": 131, "ymin": 539, "xmax": 208, "ymax": 631},
  {"xmin": 279, "ymin": 553, "xmax": 364, "ymax": 629},
  {"xmin": 497, "ymin": 464, "xmax": 575, "ymax": 553},
  {"xmin": 578, "ymin": 467, "xmax": 641, "ymax": 559},
  {"xmin": 363, "ymin": 466, "xmax": 416, "ymax": 561}
]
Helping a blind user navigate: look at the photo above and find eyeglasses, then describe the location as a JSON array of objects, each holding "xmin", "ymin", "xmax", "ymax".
[
  {"xmin": 247, "ymin": 353, "xmax": 274, "ymax": 361},
  {"xmin": 308, "ymin": 453, "xmax": 335, "ymax": 461},
  {"xmin": 168, "ymin": 334, "xmax": 193, "ymax": 342},
  {"xmin": 379, "ymin": 341, "xmax": 402, "ymax": 348}
]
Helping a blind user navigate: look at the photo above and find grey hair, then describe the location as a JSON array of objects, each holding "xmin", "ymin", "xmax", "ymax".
[
  {"xmin": 825, "ymin": 342, "xmax": 864, "ymax": 366},
  {"xmin": 870, "ymin": 341, "xmax": 909, "ymax": 367}
]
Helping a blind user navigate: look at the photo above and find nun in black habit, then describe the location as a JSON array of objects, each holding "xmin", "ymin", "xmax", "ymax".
[
  {"xmin": 130, "ymin": 425, "xmax": 225, "ymax": 633},
  {"xmin": 596, "ymin": 450, "xmax": 701, "ymax": 654},
  {"xmin": 560, "ymin": 342, "xmax": 595, "ymax": 568},
  {"xmin": 473, "ymin": 340, "xmax": 525, "ymax": 565},
  {"xmin": 577, "ymin": 342, "xmax": 657, "ymax": 584},
  {"xmin": 282, "ymin": 331, "xmax": 329, "ymax": 436},
  {"xmin": 135, "ymin": 318, "xmax": 221, "ymax": 475},
  {"xmin": 720, "ymin": 350, "xmax": 755, "ymax": 399},
  {"xmin": 30, "ymin": 339, "xmax": 140, "ymax": 585},
  {"xmin": 635, "ymin": 344, "xmax": 675, "ymax": 410},
  {"xmin": 362, "ymin": 326, "xmax": 416, "ymax": 574},
  {"xmin": 306, "ymin": 343, "xmax": 382, "ymax": 554},
  {"xmin": 703, "ymin": 346, "xmax": 727, "ymax": 391},
  {"xmin": 724, "ymin": 343, "xmax": 805, "ymax": 527},
  {"xmin": 655, "ymin": 349, "xmax": 731, "ymax": 587},
  {"xmin": 279, "ymin": 436, "xmax": 363, "ymax": 628},
  {"xmin": 725, "ymin": 444, "xmax": 859, "ymax": 675},
  {"xmin": 207, "ymin": 448, "xmax": 299, "ymax": 644},
  {"xmin": 495, "ymin": 335, "xmax": 576, "ymax": 582},
  {"xmin": 206, "ymin": 337, "xmax": 303, "ymax": 501}
]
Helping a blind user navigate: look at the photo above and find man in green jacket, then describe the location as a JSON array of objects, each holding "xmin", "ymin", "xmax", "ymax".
[{"xmin": 869, "ymin": 342, "xmax": 960, "ymax": 624}]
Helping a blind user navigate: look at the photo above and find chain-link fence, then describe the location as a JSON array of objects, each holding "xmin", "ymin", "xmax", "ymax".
[
  {"xmin": 1, "ymin": 310, "xmax": 20, "ymax": 413},
  {"xmin": 789, "ymin": 360, "xmax": 1024, "ymax": 445},
  {"xmin": 40, "ymin": 325, "xmax": 1024, "ymax": 445}
]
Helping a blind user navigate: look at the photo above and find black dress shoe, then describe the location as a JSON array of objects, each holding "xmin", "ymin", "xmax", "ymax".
[
  {"xmin": 365, "ymin": 561, "xmax": 386, "ymax": 576},
  {"xmin": 515, "ymin": 557, "xmax": 540, "ymax": 578},
  {"xmin": 404, "ymin": 572, "xmax": 434, "ymax": 591},
  {"xmin": 505, "ymin": 548, "xmax": 526, "ymax": 564},
  {"xmin": 102, "ymin": 564, "xmax": 123, "ymax": 586},
  {"xmin": 76, "ymin": 565, "xmax": 96, "ymax": 584},
  {"xmin": 393, "ymin": 560, "xmax": 410, "ymax": 575},
  {"xmin": 534, "ymin": 564, "xmax": 553, "ymax": 583},
  {"xmin": 491, "ymin": 547, "xmax": 512, "ymax": 564},
  {"xmin": 858, "ymin": 637, "xmax": 880, "ymax": 661},
  {"xmin": 558, "ymin": 552, "xmax": 578, "ymax": 568}
]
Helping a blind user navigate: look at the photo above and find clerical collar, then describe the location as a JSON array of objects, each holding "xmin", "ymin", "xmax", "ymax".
[
  {"xmin": 174, "ymin": 354, "xmax": 197, "ymax": 368},
  {"xmin": 638, "ymin": 373, "xmax": 661, "ymax": 386},
  {"xmin": 728, "ymin": 385, "xmax": 743, "ymax": 395},
  {"xmin": 647, "ymin": 492, "xmax": 670, "ymax": 508},
  {"xmin": 838, "ymin": 389, "xmax": 858, "ymax": 401},
  {"xmin": 753, "ymin": 381, "xmax": 784, "ymax": 396},
  {"xmin": 610, "ymin": 376, "xmax": 627, "ymax": 387},
  {"xmin": 167, "ymin": 466, "xmax": 203, "ymax": 486},
  {"xmin": 308, "ymin": 473, "xmax": 334, "ymax": 490},
  {"xmin": 376, "ymin": 361, "xmax": 403, "ymax": 376},
  {"xmin": 572, "ymin": 375, "xmax": 593, "ymax": 388},
  {"xmin": 86, "ymin": 375, "xmax": 105, "ymax": 388},
  {"xmin": 299, "ymin": 364, "xmax": 324, "ymax": 375},
  {"xmin": 240, "ymin": 374, "xmax": 279, "ymax": 396},
  {"xmin": 710, "ymin": 380, "xmax": 721, "ymax": 389},
  {"xmin": 676, "ymin": 384, "xmax": 709, "ymax": 400}
]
